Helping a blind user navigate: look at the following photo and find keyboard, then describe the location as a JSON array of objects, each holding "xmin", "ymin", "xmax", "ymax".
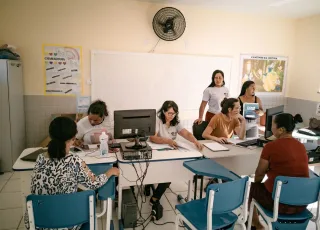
[{"xmin": 237, "ymin": 139, "xmax": 258, "ymax": 147}]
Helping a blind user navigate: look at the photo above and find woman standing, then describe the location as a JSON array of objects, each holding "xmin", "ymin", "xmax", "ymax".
[
  {"xmin": 238, "ymin": 81, "xmax": 264, "ymax": 138},
  {"xmin": 194, "ymin": 70, "xmax": 229, "ymax": 124}
]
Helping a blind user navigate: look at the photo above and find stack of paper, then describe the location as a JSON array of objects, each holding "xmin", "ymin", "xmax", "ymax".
[{"xmin": 203, "ymin": 142, "xmax": 229, "ymax": 152}]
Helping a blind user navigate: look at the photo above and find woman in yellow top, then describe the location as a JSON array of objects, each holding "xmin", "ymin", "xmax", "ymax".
[{"xmin": 202, "ymin": 98, "xmax": 246, "ymax": 144}]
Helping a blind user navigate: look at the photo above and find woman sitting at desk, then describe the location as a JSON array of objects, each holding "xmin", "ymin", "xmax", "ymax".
[
  {"xmin": 24, "ymin": 117, "xmax": 119, "ymax": 229},
  {"xmin": 249, "ymin": 113, "xmax": 309, "ymax": 229},
  {"xmin": 202, "ymin": 98, "xmax": 246, "ymax": 143},
  {"xmin": 147, "ymin": 101, "xmax": 203, "ymax": 207},
  {"xmin": 75, "ymin": 100, "xmax": 113, "ymax": 147}
]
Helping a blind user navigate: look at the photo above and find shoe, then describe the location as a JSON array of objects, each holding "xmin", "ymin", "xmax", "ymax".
[
  {"xmin": 245, "ymin": 221, "xmax": 257, "ymax": 230},
  {"xmin": 144, "ymin": 186, "xmax": 151, "ymax": 196},
  {"xmin": 150, "ymin": 197, "xmax": 160, "ymax": 206}
]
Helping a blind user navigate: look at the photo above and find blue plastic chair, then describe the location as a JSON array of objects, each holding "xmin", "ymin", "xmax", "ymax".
[
  {"xmin": 175, "ymin": 177, "xmax": 251, "ymax": 230},
  {"xmin": 89, "ymin": 164, "xmax": 116, "ymax": 230},
  {"xmin": 26, "ymin": 190, "xmax": 96, "ymax": 230},
  {"xmin": 247, "ymin": 176, "xmax": 320, "ymax": 230}
]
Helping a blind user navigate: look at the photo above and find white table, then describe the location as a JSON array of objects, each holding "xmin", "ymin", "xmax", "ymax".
[
  {"xmin": 116, "ymin": 148, "xmax": 203, "ymax": 220},
  {"xmin": 200, "ymin": 140, "xmax": 262, "ymax": 176},
  {"xmin": 13, "ymin": 148, "xmax": 117, "ymax": 230}
]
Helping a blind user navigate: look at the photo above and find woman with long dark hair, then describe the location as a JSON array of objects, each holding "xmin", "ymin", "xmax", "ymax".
[
  {"xmin": 75, "ymin": 100, "xmax": 113, "ymax": 147},
  {"xmin": 24, "ymin": 117, "xmax": 119, "ymax": 229},
  {"xmin": 202, "ymin": 98, "xmax": 246, "ymax": 143},
  {"xmin": 248, "ymin": 113, "xmax": 309, "ymax": 229},
  {"xmin": 194, "ymin": 70, "xmax": 229, "ymax": 124},
  {"xmin": 238, "ymin": 81, "xmax": 263, "ymax": 116},
  {"xmin": 148, "ymin": 101, "xmax": 203, "ymax": 209}
]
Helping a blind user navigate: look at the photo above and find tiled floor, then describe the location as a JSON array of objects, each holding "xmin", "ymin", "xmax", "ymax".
[{"xmin": 0, "ymin": 173, "xmax": 318, "ymax": 230}]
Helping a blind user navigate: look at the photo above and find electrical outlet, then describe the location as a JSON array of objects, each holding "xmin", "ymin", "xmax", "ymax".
[{"xmin": 316, "ymin": 103, "xmax": 320, "ymax": 116}]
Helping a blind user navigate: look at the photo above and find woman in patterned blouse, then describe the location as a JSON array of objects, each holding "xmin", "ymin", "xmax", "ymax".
[{"xmin": 25, "ymin": 117, "xmax": 119, "ymax": 230}]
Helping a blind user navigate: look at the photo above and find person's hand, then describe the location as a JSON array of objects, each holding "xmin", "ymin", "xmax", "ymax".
[
  {"xmin": 168, "ymin": 139, "xmax": 179, "ymax": 149},
  {"xmin": 236, "ymin": 114, "xmax": 246, "ymax": 122},
  {"xmin": 105, "ymin": 167, "xmax": 120, "ymax": 178},
  {"xmin": 74, "ymin": 139, "xmax": 84, "ymax": 147},
  {"xmin": 214, "ymin": 137, "xmax": 229, "ymax": 144},
  {"xmin": 194, "ymin": 141, "xmax": 203, "ymax": 151},
  {"xmin": 194, "ymin": 118, "xmax": 203, "ymax": 124}
]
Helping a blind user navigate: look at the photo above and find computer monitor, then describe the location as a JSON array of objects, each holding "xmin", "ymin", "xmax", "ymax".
[
  {"xmin": 265, "ymin": 105, "xmax": 284, "ymax": 139},
  {"xmin": 114, "ymin": 109, "xmax": 156, "ymax": 149}
]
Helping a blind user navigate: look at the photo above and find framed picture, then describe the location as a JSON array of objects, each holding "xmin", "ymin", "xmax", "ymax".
[{"xmin": 240, "ymin": 54, "xmax": 288, "ymax": 95}]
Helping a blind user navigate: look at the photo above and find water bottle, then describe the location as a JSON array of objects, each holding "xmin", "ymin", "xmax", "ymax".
[{"xmin": 99, "ymin": 132, "xmax": 109, "ymax": 157}]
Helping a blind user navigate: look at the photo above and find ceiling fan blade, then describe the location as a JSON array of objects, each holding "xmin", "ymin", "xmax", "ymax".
[{"xmin": 157, "ymin": 20, "xmax": 166, "ymax": 27}]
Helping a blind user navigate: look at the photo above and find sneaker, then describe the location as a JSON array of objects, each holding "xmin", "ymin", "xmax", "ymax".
[{"xmin": 149, "ymin": 197, "xmax": 160, "ymax": 206}]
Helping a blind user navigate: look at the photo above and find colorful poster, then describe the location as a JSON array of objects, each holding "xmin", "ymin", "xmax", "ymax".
[
  {"xmin": 240, "ymin": 55, "xmax": 288, "ymax": 94},
  {"xmin": 43, "ymin": 45, "xmax": 82, "ymax": 95}
]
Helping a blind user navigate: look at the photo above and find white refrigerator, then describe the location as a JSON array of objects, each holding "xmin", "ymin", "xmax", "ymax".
[{"xmin": 0, "ymin": 60, "xmax": 26, "ymax": 172}]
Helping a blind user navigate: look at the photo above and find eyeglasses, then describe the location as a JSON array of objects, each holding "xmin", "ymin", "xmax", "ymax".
[{"xmin": 164, "ymin": 111, "xmax": 177, "ymax": 116}]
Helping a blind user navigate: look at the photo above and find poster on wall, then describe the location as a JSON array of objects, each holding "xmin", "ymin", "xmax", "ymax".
[
  {"xmin": 43, "ymin": 44, "xmax": 82, "ymax": 95},
  {"xmin": 240, "ymin": 54, "xmax": 288, "ymax": 95}
]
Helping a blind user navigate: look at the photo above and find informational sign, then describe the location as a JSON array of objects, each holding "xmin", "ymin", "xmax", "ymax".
[
  {"xmin": 316, "ymin": 103, "xmax": 320, "ymax": 116},
  {"xmin": 43, "ymin": 45, "xmax": 82, "ymax": 95},
  {"xmin": 243, "ymin": 103, "xmax": 259, "ymax": 119},
  {"xmin": 240, "ymin": 54, "xmax": 288, "ymax": 95}
]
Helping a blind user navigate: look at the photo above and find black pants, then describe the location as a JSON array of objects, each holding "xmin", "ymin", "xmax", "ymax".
[{"xmin": 146, "ymin": 183, "xmax": 171, "ymax": 200}]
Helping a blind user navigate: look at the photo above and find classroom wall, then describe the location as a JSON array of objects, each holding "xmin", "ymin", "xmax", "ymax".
[
  {"xmin": 0, "ymin": 0, "xmax": 299, "ymax": 147},
  {"xmin": 287, "ymin": 14, "xmax": 320, "ymax": 102},
  {"xmin": 0, "ymin": 0, "xmax": 296, "ymax": 97}
]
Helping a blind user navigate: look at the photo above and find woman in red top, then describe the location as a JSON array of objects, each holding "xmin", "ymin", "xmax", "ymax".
[{"xmin": 249, "ymin": 113, "xmax": 309, "ymax": 229}]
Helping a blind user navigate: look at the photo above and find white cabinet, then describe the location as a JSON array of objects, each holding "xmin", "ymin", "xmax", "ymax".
[{"xmin": 0, "ymin": 60, "xmax": 25, "ymax": 172}]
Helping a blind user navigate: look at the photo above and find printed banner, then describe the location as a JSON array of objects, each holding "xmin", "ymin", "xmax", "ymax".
[
  {"xmin": 43, "ymin": 45, "xmax": 82, "ymax": 95},
  {"xmin": 240, "ymin": 55, "xmax": 288, "ymax": 94}
]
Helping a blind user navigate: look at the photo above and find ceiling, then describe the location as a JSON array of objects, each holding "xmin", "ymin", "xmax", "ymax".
[{"xmin": 134, "ymin": 0, "xmax": 320, "ymax": 18}]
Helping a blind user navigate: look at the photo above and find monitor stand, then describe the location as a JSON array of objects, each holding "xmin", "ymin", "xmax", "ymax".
[{"xmin": 125, "ymin": 137, "xmax": 147, "ymax": 150}]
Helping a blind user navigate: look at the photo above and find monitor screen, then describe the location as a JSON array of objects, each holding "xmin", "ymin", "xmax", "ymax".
[
  {"xmin": 114, "ymin": 109, "xmax": 156, "ymax": 139},
  {"xmin": 265, "ymin": 105, "xmax": 284, "ymax": 139}
]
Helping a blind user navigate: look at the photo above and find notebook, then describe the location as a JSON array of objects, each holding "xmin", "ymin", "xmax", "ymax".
[
  {"xmin": 21, "ymin": 148, "xmax": 48, "ymax": 162},
  {"xmin": 203, "ymin": 142, "xmax": 229, "ymax": 152}
]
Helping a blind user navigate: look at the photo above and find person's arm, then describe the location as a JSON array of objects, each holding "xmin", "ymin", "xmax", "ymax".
[
  {"xmin": 75, "ymin": 129, "xmax": 84, "ymax": 147},
  {"xmin": 234, "ymin": 114, "xmax": 246, "ymax": 140},
  {"xmin": 202, "ymin": 118, "xmax": 229, "ymax": 144},
  {"xmin": 195, "ymin": 101, "xmax": 208, "ymax": 124},
  {"xmin": 254, "ymin": 158, "xmax": 269, "ymax": 183},
  {"xmin": 149, "ymin": 132, "xmax": 178, "ymax": 148},
  {"xmin": 255, "ymin": 97, "xmax": 264, "ymax": 116},
  {"xmin": 74, "ymin": 156, "xmax": 119, "ymax": 190},
  {"xmin": 178, "ymin": 128, "xmax": 203, "ymax": 150},
  {"xmin": 195, "ymin": 89, "xmax": 210, "ymax": 124}
]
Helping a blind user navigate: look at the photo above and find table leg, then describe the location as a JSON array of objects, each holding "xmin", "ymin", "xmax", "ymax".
[
  {"xmin": 194, "ymin": 175, "xmax": 198, "ymax": 200},
  {"xmin": 106, "ymin": 198, "xmax": 112, "ymax": 230},
  {"xmin": 199, "ymin": 176, "xmax": 204, "ymax": 199},
  {"xmin": 187, "ymin": 180, "xmax": 192, "ymax": 201},
  {"xmin": 118, "ymin": 185, "xmax": 122, "ymax": 219}
]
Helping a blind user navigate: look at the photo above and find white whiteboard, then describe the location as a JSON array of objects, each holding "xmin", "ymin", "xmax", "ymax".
[{"xmin": 91, "ymin": 51, "xmax": 232, "ymax": 118}]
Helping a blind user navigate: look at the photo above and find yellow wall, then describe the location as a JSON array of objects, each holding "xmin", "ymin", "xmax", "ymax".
[
  {"xmin": 0, "ymin": 0, "xmax": 297, "ymax": 97},
  {"xmin": 287, "ymin": 15, "xmax": 320, "ymax": 101}
]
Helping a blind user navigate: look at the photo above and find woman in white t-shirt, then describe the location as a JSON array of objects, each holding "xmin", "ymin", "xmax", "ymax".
[
  {"xmin": 147, "ymin": 101, "xmax": 203, "ymax": 207},
  {"xmin": 74, "ymin": 100, "xmax": 114, "ymax": 147},
  {"xmin": 194, "ymin": 70, "xmax": 229, "ymax": 124}
]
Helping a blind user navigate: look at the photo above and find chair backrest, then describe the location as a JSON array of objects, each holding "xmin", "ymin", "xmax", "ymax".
[
  {"xmin": 206, "ymin": 176, "xmax": 248, "ymax": 214},
  {"xmin": 27, "ymin": 190, "xmax": 95, "ymax": 229},
  {"xmin": 272, "ymin": 176, "xmax": 320, "ymax": 206},
  {"xmin": 192, "ymin": 121, "xmax": 209, "ymax": 140}
]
